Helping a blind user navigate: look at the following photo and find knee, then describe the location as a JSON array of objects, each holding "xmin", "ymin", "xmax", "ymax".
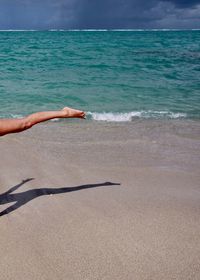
[{"xmin": 22, "ymin": 118, "xmax": 33, "ymax": 130}]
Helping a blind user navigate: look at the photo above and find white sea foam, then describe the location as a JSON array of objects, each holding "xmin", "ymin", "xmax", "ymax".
[
  {"xmin": 10, "ymin": 114, "xmax": 24, "ymax": 119},
  {"xmin": 55, "ymin": 29, "xmax": 191, "ymax": 32},
  {"xmin": 0, "ymin": 29, "xmax": 197, "ymax": 32},
  {"xmin": 60, "ymin": 29, "xmax": 197, "ymax": 32},
  {"xmin": 0, "ymin": 111, "xmax": 188, "ymax": 122},
  {"xmin": 0, "ymin": 113, "xmax": 24, "ymax": 119},
  {"xmin": 48, "ymin": 29, "xmax": 65, "ymax": 31},
  {"xmin": 87, "ymin": 111, "xmax": 140, "ymax": 122},
  {"xmin": 55, "ymin": 28, "xmax": 198, "ymax": 32},
  {"xmin": 68, "ymin": 29, "xmax": 109, "ymax": 32},
  {"xmin": 50, "ymin": 118, "xmax": 60, "ymax": 122},
  {"xmin": 87, "ymin": 111, "xmax": 187, "ymax": 122},
  {"xmin": 113, "ymin": 29, "xmax": 193, "ymax": 31},
  {"xmin": 0, "ymin": 29, "xmax": 37, "ymax": 32},
  {"xmin": 169, "ymin": 113, "xmax": 187, "ymax": 118}
]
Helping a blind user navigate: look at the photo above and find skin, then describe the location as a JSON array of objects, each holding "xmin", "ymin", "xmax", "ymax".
[{"xmin": 0, "ymin": 107, "xmax": 86, "ymax": 137}]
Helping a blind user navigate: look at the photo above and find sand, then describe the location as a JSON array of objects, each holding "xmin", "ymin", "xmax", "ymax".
[{"xmin": 0, "ymin": 120, "xmax": 200, "ymax": 280}]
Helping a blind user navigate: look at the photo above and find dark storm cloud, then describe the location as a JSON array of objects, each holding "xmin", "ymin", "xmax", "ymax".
[
  {"xmin": 161, "ymin": 0, "xmax": 200, "ymax": 8},
  {"xmin": 0, "ymin": 0, "xmax": 199, "ymax": 29},
  {"xmin": 68, "ymin": 0, "xmax": 200, "ymax": 29},
  {"xmin": 73, "ymin": 0, "xmax": 159, "ymax": 28}
]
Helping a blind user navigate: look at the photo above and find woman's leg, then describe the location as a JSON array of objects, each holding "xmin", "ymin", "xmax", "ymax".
[{"xmin": 0, "ymin": 107, "xmax": 85, "ymax": 136}]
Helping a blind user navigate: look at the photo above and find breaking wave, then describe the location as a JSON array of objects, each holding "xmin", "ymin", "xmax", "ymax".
[
  {"xmin": 87, "ymin": 111, "xmax": 187, "ymax": 122},
  {"xmin": 0, "ymin": 111, "xmax": 188, "ymax": 122}
]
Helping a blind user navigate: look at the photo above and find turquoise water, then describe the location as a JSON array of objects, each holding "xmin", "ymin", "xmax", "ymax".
[{"xmin": 0, "ymin": 30, "xmax": 199, "ymax": 121}]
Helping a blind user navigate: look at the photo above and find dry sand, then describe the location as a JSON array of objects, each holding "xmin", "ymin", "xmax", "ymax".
[{"xmin": 0, "ymin": 120, "xmax": 200, "ymax": 280}]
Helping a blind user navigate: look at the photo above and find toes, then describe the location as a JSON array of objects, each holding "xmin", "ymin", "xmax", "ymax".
[{"xmin": 82, "ymin": 112, "xmax": 86, "ymax": 118}]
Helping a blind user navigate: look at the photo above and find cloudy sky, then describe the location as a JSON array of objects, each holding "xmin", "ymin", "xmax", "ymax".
[{"xmin": 0, "ymin": 0, "xmax": 199, "ymax": 29}]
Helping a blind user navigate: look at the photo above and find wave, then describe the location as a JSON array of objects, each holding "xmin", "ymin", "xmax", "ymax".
[
  {"xmin": 0, "ymin": 111, "xmax": 188, "ymax": 122},
  {"xmin": 87, "ymin": 111, "xmax": 187, "ymax": 122},
  {"xmin": 66, "ymin": 29, "xmax": 109, "ymax": 32},
  {"xmin": 0, "ymin": 29, "xmax": 37, "ymax": 32},
  {"xmin": 48, "ymin": 29, "xmax": 65, "ymax": 31},
  {"xmin": 0, "ymin": 29, "xmax": 198, "ymax": 32},
  {"xmin": 48, "ymin": 29, "xmax": 196, "ymax": 32},
  {"xmin": 10, "ymin": 114, "xmax": 24, "ymax": 118},
  {"xmin": 111, "ymin": 29, "xmax": 199, "ymax": 32}
]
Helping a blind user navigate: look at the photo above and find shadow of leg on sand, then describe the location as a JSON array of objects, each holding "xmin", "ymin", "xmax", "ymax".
[{"xmin": 0, "ymin": 179, "xmax": 120, "ymax": 217}]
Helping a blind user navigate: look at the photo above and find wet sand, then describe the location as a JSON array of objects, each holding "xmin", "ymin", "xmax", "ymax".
[{"xmin": 0, "ymin": 120, "xmax": 200, "ymax": 279}]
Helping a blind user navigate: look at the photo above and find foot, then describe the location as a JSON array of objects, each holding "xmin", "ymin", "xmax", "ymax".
[{"xmin": 61, "ymin": 107, "xmax": 86, "ymax": 119}]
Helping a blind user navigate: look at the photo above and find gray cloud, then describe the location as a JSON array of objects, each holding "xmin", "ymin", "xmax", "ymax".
[
  {"xmin": 161, "ymin": 0, "xmax": 200, "ymax": 8},
  {"xmin": 0, "ymin": 0, "xmax": 199, "ymax": 29},
  {"xmin": 62, "ymin": 0, "xmax": 200, "ymax": 29},
  {"xmin": 73, "ymin": 0, "xmax": 158, "ymax": 28}
]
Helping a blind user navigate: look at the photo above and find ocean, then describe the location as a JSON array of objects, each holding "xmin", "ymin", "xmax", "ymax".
[{"xmin": 0, "ymin": 30, "xmax": 199, "ymax": 122}]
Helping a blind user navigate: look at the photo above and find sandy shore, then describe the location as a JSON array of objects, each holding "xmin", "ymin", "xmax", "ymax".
[{"xmin": 0, "ymin": 120, "xmax": 200, "ymax": 280}]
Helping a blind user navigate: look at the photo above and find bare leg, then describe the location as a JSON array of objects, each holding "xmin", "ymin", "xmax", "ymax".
[{"xmin": 0, "ymin": 107, "xmax": 85, "ymax": 136}]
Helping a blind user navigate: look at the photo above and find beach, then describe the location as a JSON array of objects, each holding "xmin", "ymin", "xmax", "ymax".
[{"xmin": 0, "ymin": 119, "xmax": 200, "ymax": 279}]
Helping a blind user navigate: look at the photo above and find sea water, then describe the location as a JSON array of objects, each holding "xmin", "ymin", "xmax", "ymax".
[{"xmin": 0, "ymin": 30, "xmax": 199, "ymax": 121}]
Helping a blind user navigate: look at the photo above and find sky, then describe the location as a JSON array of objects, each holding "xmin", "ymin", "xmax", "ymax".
[{"xmin": 0, "ymin": 0, "xmax": 199, "ymax": 30}]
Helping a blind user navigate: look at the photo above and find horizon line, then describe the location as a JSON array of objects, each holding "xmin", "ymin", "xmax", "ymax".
[{"xmin": 0, "ymin": 28, "xmax": 199, "ymax": 32}]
